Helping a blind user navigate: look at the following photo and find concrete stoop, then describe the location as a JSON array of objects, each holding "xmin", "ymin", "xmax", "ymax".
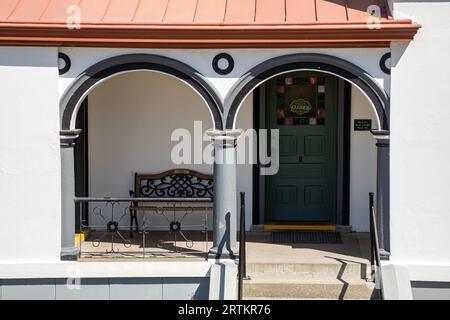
[
  {"xmin": 243, "ymin": 261, "xmax": 378, "ymax": 300},
  {"xmin": 243, "ymin": 278, "xmax": 378, "ymax": 300},
  {"xmin": 247, "ymin": 261, "xmax": 368, "ymax": 280}
]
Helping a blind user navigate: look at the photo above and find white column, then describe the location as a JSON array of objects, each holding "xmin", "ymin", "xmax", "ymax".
[
  {"xmin": 372, "ymin": 130, "xmax": 390, "ymax": 259},
  {"xmin": 207, "ymin": 130, "xmax": 241, "ymax": 260},
  {"xmin": 60, "ymin": 129, "xmax": 82, "ymax": 260}
]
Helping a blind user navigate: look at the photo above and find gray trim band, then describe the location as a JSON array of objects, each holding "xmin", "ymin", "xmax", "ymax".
[
  {"xmin": 225, "ymin": 53, "xmax": 390, "ymax": 131},
  {"xmin": 60, "ymin": 54, "xmax": 224, "ymax": 131}
]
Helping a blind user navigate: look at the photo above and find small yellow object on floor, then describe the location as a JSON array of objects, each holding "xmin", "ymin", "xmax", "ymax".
[{"xmin": 75, "ymin": 229, "xmax": 90, "ymax": 246}]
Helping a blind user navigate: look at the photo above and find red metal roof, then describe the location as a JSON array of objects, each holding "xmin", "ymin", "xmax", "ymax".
[{"xmin": 0, "ymin": 0, "xmax": 420, "ymax": 48}]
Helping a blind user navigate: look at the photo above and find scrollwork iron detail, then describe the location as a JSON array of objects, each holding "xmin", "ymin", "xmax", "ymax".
[
  {"xmin": 85, "ymin": 202, "xmax": 132, "ymax": 253},
  {"xmin": 139, "ymin": 173, "xmax": 213, "ymax": 198}
]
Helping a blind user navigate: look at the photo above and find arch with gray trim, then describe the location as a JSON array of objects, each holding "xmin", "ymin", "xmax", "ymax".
[
  {"xmin": 225, "ymin": 53, "xmax": 391, "ymax": 258},
  {"xmin": 60, "ymin": 54, "xmax": 224, "ymax": 131},
  {"xmin": 58, "ymin": 54, "xmax": 224, "ymax": 260},
  {"xmin": 225, "ymin": 53, "xmax": 389, "ymax": 131}
]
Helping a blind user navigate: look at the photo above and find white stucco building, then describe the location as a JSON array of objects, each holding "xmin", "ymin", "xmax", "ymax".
[{"xmin": 0, "ymin": 0, "xmax": 449, "ymax": 300}]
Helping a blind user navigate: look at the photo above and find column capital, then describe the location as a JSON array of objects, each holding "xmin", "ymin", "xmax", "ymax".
[
  {"xmin": 371, "ymin": 130, "xmax": 390, "ymax": 140},
  {"xmin": 206, "ymin": 129, "xmax": 242, "ymax": 139},
  {"xmin": 60, "ymin": 129, "xmax": 82, "ymax": 147},
  {"xmin": 371, "ymin": 130, "xmax": 390, "ymax": 148},
  {"xmin": 206, "ymin": 129, "xmax": 242, "ymax": 147}
]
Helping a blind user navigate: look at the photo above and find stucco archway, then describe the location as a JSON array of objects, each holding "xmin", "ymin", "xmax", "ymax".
[
  {"xmin": 225, "ymin": 53, "xmax": 391, "ymax": 258},
  {"xmin": 58, "ymin": 54, "xmax": 224, "ymax": 260}
]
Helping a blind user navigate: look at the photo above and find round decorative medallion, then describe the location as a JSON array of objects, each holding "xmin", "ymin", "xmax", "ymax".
[
  {"xmin": 170, "ymin": 221, "xmax": 181, "ymax": 232},
  {"xmin": 380, "ymin": 53, "xmax": 391, "ymax": 75},
  {"xmin": 58, "ymin": 53, "xmax": 71, "ymax": 75},
  {"xmin": 107, "ymin": 221, "xmax": 119, "ymax": 233},
  {"xmin": 212, "ymin": 53, "xmax": 234, "ymax": 75}
]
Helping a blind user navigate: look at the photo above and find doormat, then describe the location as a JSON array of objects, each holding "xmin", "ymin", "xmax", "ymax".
[{"xmin": 271, "ymin": 231, "xmax": 342, "ymax": 244}]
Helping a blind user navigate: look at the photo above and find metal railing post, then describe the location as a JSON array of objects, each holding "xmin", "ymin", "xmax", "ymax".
[
  {"xmin": 238, "ymin": 192, "xmax": 246, "ymax": 300},
  {"xmin": 369, "ymin": 192, "xmax": 384, "ymax": 299},
  {"xmin": 369, "ymin": 192, "xmax": 376, "ymax": 277}
]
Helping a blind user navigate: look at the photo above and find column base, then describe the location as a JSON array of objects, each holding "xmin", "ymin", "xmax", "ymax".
[
  {"xmin": 208, "ymin": 247, "xmax": 238, "ymax": 261},
  {"xmin": 61, "ymin": 246, "xmax": 80, "ymax": 261},
  {"xmin": 380, "ymin": 249, "xmax": 391, "ymax": 261}
]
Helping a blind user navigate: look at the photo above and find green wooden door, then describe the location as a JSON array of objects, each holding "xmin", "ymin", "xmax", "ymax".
[{"xmin": 266, "ymin": 72, "xmax": 338, "ymax": 223}]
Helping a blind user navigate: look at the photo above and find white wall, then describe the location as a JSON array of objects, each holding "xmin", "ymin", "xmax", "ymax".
[
  {"xmin": 390, "ymin": 1, "xmax": 450, "ymax": 266},
  {"xmin": 349, "ymin": 86, "xmax": 378, "ymax": 232},
  {"xmin": 87, "ymin": 71, "xmax": 253, "ymax": 229},
  {"xmin": 0, "ymin": 47, "xmax": 61, "ymax": 262},
  {"xmin": 1, "ymin": 3, "xmax": 448, "ymax": 289}
]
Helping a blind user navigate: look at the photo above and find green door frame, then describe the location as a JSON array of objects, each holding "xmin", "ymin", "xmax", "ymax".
[{"xmin": 253, "ymin": 76, "xmax": 351, "ymax": 226}]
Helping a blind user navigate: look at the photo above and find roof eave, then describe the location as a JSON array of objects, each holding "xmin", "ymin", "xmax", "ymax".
[{"xmin": 0, "ymin": 22, "xmax": 421, "ymax": 49}]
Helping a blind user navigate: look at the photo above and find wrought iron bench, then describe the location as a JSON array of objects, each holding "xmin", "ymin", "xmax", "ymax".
[{"xmin": 129, "ymin": 169, "xmax": 214, "ymax": 238}]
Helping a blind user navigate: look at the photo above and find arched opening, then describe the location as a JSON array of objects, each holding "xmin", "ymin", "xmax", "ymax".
[
  {"xmin": 227, "ymin": 54, "xmax": 389, "ymax": 239},
  {"xmin": 59, "ymin": 55, "xmax": 223, "ymax": 260},
  {"xmin": 234, "ymin": 70, "xmax": 380, "ymax": 230},
  {"xmin": 75, "ymin": 71, "xmax": 215, "ymax": 258},
  {"xmin": 227, "ymin": 55, "xmax": 390, "ymax": 298}
]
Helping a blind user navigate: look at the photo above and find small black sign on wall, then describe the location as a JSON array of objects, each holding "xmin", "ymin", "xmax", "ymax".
[{"xmin": 354, "ymin": 119, "xmax": 372, "ymax": 131}]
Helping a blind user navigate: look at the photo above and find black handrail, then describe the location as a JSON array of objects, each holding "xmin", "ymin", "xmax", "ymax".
[
  {"xmin": 238, "ymin": 192, "xmax": 247, "ymax": 300},
  {"xmin": 369, "ymin": 192, "xmax": 383, "ymax": 298}
]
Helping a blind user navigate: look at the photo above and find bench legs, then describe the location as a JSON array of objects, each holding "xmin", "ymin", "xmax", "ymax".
[{"xmin": 129, "ymin": 209, "xmax": 138, "ymax": 238}]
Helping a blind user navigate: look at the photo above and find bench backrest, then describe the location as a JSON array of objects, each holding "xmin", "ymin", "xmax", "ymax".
[{"xmin": 134, "ymin": 169, "xmax": 214, "ymax": 199}]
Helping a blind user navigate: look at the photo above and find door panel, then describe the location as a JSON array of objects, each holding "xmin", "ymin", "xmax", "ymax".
[
  {"xmin": 266, "ymin": 72, "xmax": 338, "ymax": 223},
  {"xmin": 279, "ymin": 135, "xmax": 298, "ymax": 156}
]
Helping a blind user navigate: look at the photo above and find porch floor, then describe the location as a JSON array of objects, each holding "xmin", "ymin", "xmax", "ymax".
[
  {"xmin": 79, "ymin": 231, "xmax": 212, "ymax": 261},
  {"xmin": 78, "ymin": 231, "xmax": 371, "ymax": 268},
  {"xmin": 246, "ymin": 231, "xmax": 370, "ymax": 265}
]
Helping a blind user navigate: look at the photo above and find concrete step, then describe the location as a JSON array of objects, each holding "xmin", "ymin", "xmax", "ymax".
[
  {"xmin": 246, "ymin": 261, "xmax": 370, "ymax": 281},
  {"xmin": 243, "ymin": 278, "xmax": 379, "ymax": 300}
]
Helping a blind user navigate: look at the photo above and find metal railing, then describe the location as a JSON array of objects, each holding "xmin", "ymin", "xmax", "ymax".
[
  {"xmin": 238, "ymin": 192, "xmax": 247, "ymax": 300},
  {"xmin": 369, "ymin": 192, "xmax": 384, "ymax": 298},
  {"xmin": 74, "ymin": 197, "xmax": 212, "ymax": 259}
]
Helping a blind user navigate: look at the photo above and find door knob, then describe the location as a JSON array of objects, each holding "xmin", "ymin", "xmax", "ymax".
[{"xmin": 299, "ymin": 156, "xmax": 303, "ymax": 163}]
